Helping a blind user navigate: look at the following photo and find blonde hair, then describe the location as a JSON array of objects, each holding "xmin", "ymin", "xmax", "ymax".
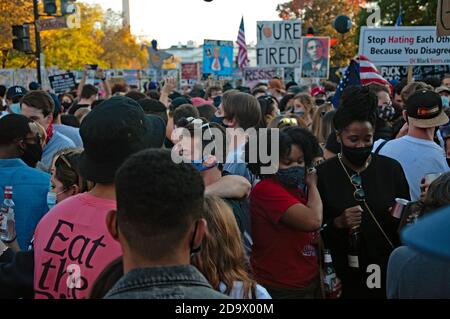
[
  {"xmin": 191, "ymin": 195, "xmax": 257, "ymax": 299},
  {"xmin": 312, "ymin": 102, "xmax": 334, "ymax": 144},
  {"xmin": 291, "ymin": 93, "xmax": 317, "ymax": 128}
]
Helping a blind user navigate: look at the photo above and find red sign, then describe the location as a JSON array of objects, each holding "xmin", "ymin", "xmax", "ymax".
[
  {"xmin": 37, "ymin": 17, "xmax": 68, "ymax": 31},
  {"xmin": 181, "ymin": 63, "xmax": 199, "ymax": 80}
]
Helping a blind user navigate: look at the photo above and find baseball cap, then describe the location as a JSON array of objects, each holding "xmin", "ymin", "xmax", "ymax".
[
  {"xmin": 191, "ymin": 97, "xmax": 212, "ymax": 107},
  {"xmin": 311, "ymin": 86, "xmax": 326, "ymax": 97},
  {"xmin": 79, "ymin": 96, "xmax": 166, "ymax": 183},
  {"xmin": 436, "ymin": 86, "xmax": 450, "ymax": 95},
  {"xmin": 0, "ymin": 114, "xmax": 31, "ymax": 144},
  {"xmin": 406, "ymin": 90, "xmax": 449, "ymax": 128},
  {"xmin": 268, "ymin": 79, "xmax": 286, "ymax": 94},
  {"xmin": 29, "ymin": 82, "xmax": 41, "ymax": 91},
  {"xmin": 6, "ymin": 86, "xmax": 27, "ymax": 100},
  {"xmin": 401, "ymin": 206, "xmax": 450, "ymax": 260},
  {"xmin": 170, "ymin": 96, "xmax": 192, "ymax": 111},
  {"xmin": 287, "ymin": 86, "xmax": 303, "ymax": 95}
]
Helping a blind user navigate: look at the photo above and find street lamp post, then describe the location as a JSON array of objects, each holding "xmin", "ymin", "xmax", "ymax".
[{"xmin": 33, "ymin": 0, "xmax": 42, "ymax": 85}]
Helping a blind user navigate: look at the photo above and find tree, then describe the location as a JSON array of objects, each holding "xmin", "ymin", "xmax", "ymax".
[
  {"xmin": 367, "ymin": 0, "xmax": 438, "ymax": 26},
  {"xmin": 0, "ymin": 0, "xmax": 34, "ymax": 68},
  {"xmin": 276, "ymin": 0, "xmax": 362, "ymax": 67},
  {"xmin": 99, "ymin": 9, "xmax": 147, "ymax": 69},
  {"xmin": 0, "ymin": 2, "xmax": 147, "ymax": 70},
  {"xmin": 40, "ymin": 3, "xmax": 106, "ymax": 69}
]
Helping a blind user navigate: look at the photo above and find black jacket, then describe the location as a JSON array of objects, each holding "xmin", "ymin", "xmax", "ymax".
[{"xmin": 0, "ymin": 249, "xmax": 34, "ymax": 299}]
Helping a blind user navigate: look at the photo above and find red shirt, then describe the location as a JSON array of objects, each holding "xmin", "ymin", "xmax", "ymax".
[{"xmin": 250, "ymin": 178, "xmax": 319, "ymax": 288}]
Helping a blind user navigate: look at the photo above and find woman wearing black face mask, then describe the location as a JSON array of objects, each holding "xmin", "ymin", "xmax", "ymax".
[{"xmin": 316, "ymin": 86, "xmax": 410, "ymax": 299}]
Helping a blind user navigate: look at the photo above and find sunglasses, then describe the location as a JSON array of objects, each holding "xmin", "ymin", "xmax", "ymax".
[
  {"xmin": 279, "ymin": 117, "xmax": 298, "ymax": 127},
  {"xmin": 350, "ymin": 174, "xmax": 365, "ymax": 202}
]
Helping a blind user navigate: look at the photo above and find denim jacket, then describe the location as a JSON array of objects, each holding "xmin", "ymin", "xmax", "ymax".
[{"xmin": 104, "ymin": 265, "xmax": 229, "ymax": 299}]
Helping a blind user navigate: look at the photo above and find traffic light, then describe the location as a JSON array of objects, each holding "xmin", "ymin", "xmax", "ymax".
[
  {"xmin": 12, "ymin": 25, "xmax": 32, "ymax": 53},
  {"xmin": 61, "ymin": 0, "xmax": 77, "ymax": 15},
  {"xmin": 43, "ymin": 0, "xmax": 57, "ymax": 15}
]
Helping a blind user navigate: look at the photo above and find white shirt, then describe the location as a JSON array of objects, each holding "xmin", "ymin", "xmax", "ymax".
[
  {"xmin": 219, "ymin": 281, "xmax": 272, "ymax": 299},
  {"xmin": 376, "ymin": 135, "xmax": 449, "ymax": 201}
]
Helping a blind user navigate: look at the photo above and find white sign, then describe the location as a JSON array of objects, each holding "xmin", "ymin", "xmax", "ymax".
[
  {"xmin": 243, "ymin": 67, "xmax": 283, "ymax": 88},
  {"xmin": 359, "ymin": 26, "xmax": 450, "ymax": 65},
  {"xmin": 256, "ymin": 20, "xmax": 302, "ymax": 68}
]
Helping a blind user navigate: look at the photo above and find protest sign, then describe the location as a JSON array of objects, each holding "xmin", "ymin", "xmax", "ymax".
[
  {"xmin": 0, "ymin": 70, "xmax": 14, "ymax": 88},
  {"xmin": 203, "ymin": 40, "xmax": 234, "ymax": 76},
  {"xmin": 379, "ymin": 65, "xmax": 450, "ymax": 82},
  {"xmin": 48, "ymin": 72, "xmax": 76, "ymax": 94},
  {"xmin": 359, "ymin": 26, "xmax": 450, "ymax": 65},
  {"xmin": 256, "ymin": 20, "xmax": 302, "ymax": 68},
  {"xmin": 300, "ymin": 37, "xmax": 330, "ymax": 79},
  {"xmin": 181, "ymin": 63, "xmax": 199, "ymax": 81},
  {"xmin": 437, "ymin": 0, "xmax": 450, "ymax": 37},
  {"xmin": 243, "ymin": 67, "xmax": 283, "ymax": 88}
]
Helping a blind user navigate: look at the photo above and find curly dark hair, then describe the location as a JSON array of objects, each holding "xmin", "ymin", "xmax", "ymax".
[
  {"xmin": 115, "ymin": 149, "xmax": 205, "ymax": 259},
  {"xmin": 245, "ymin": 126, "xmax": 320, "ymax": 178},
  {"xmin": 333, "ymin": 86, "xmax": 378, "ymax": 132}
]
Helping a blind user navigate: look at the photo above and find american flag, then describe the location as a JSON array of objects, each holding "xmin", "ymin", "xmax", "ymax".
[
  {"xmin": 237, "ymin": 17, "xmax": 249, "ymax": 70},
  {"xmin": 332, "ymin": 55, "xmax": 392, "ymax": 108}
]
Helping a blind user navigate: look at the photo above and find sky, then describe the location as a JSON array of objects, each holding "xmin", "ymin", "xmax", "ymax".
[{"xmin": 83, "ymin": 0, "xmax": 283, "ymax": 49}]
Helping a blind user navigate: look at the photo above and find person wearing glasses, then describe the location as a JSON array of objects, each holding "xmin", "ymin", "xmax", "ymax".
[
  {"xmin": 316, "ymin": 86, "xmax": 410, "ymax": 299},
  {"xmin": 0, "ymin": 114, "xmax": 50, "ymax": 250},
  {"xmin": 174, "ymin": 117, "xmax": 252, "ymax": 255}
]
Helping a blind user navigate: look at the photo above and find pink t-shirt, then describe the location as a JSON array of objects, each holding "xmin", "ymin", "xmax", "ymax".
[{"xmin": 33, "ymin": 193, "xmax": 122, "ymax": 299}]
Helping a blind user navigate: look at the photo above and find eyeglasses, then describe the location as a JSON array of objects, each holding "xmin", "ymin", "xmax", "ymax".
[{"xmin": 350, "ymin": 174, "xmax": 365, "ymax": 202}]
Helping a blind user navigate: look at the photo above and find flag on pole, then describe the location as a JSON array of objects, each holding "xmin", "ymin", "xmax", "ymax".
[
  {"xmin": 332, "ymin": 55, "xmax": 392, "ymax": 108},
  {"xmin": 395, "ymin": 2, "xmax": 403, "ymax": 26},
  {"xmin": 237, "ymin": 17, "xmax": 249, "ymax": 70}
]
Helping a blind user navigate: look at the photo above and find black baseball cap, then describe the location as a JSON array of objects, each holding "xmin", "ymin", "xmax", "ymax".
[
  {"xmin": 6, "ymin": 86, "xmax": 27, "ymax": 100},
  {"xmin": 79, "ymin": 96, "xmax": 166, "ymax": 183},
  {"xmin": 0, "ymin": 114, "xmax": 31, "ymax": 145},
  {"xmin": 406, "ymin": 90, "xmax": 449, "ymax": 128}
]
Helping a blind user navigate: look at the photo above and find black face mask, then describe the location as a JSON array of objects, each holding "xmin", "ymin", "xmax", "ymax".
[
  {"xmin": 61, "ymin": 101, "xmax": 72, "ymax": 111},
  {"xmin": 341, "ymin": 143, "xmax": 373, "ymax": 167},
  {"xmin": 213, "ymin": 96, "xmax": 222, "ymax": 107},
  {"xmin": 21, "ymin": 143, "xmax": 43, "ymax": 168},
  {"xmin": 210, "ymin": 115, "xmax": 226, "ymax": 128}
]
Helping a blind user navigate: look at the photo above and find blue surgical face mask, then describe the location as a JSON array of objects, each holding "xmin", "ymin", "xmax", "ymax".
[
  {"xmin": 442, "ymin": 96, "xmax": 449, "ymax": 108},
  {"xmin": 10, "ymin": 103, "xmax": 21, "ymax": 114},
  {"xmin": 276, "ymin": 166, "xmax": 306, "ymax": 189},
  {"xmin": 47, "ymin": 192, "xmax": 57, "ymax": 210}
]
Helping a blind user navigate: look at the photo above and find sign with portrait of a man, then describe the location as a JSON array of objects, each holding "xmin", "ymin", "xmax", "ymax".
[{"xmin": 300, "ymin": 37, "xmax": 330, "ymax": 79}]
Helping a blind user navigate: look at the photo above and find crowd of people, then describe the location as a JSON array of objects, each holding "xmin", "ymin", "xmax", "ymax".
[{"xmin": 0, "ymin": 68, "xmax": 449, "ymax": 299}]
